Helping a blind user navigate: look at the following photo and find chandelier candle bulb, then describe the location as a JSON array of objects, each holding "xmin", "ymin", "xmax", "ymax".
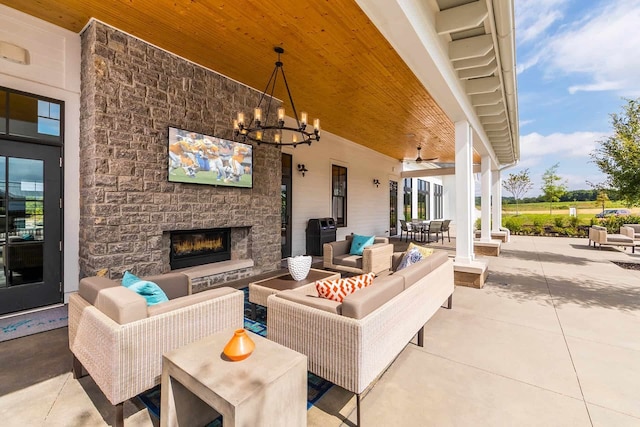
[
  {"xmin": 233, "ymin": 119, "xmax": 239, "ymax": 131},
  {"xmin": 277, "ymin": 107, "xmax": 285, "ymax": 121},
  {"xmin": 274, "ymin": 133, "xmax": 281, "ymax": 143},
  {"xmin": 254, "ymin": 107, "xmax": 262, "ymax": 123},
  {"xmin": 237, "ymin": 112, "xmax": 245, "ymax": 125},
  {"xmin": 256, "ymin": 131, "xmax": 262, "ymax": 141},
  {"xmin": 300, "ymin": 112, "xmax": 308, "ymax": 126},
  {"xmin": 314, "ymin": 118, "xmax": 320, "ymax": 131},
  {"xmin": 292, "ymin": 134, "xmax": 298, "ymax": 143}
]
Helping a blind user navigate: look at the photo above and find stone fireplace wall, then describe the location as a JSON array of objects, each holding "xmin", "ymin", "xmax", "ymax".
[{"xmin": 79, "ymin": 21, "xmax": 281, "ymax": 279}]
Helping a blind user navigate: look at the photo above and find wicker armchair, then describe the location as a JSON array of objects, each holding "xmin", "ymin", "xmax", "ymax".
[
  {"xmin": 323, "ymin": 235, "xmax": 393, "ymax": 275},
  {"xmin": 69, "ymin": 272, "xmax": 244, "ymax": 426}
]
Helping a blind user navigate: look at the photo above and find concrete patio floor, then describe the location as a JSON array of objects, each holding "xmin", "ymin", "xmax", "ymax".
[{"xmin": 1, "ymin": 235, "xmax": 640, "ymax": 426}]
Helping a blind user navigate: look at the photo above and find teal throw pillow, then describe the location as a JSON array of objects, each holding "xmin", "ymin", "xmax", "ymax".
[
  {"xmin": 349, "ymin": 234, "xmax": 376, "ymax": 256},
  {"xmin": 121, "ymin": 271, "xmax": 169, "ymax": 306}
]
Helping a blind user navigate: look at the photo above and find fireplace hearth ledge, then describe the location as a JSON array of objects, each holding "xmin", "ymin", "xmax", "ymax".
[{"xmin": 173, "ymin": 259, "xmax": 254, "ymax": 292}]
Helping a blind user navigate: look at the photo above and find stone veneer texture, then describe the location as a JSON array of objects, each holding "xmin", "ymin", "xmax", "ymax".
[{"xmin": 79, "ymin": 21, "xmax": 281, "ymax": 279}]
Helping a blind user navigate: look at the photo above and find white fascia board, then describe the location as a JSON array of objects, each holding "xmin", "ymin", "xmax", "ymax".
[{"xmin": 354, "ymin": 0, "xmax": 497, "ymax": 165}]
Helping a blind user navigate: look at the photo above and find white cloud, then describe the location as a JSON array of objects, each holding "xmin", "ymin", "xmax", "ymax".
[
  {"xmin": 515, "ymin": 0, "xmax": 568, "ymax": 44},
  {"xmin": 520, "ymin": 131, "xmax": 608, "ymax": 160},
  {"xmin": 519, "ymin": 119, "xmax": 535, "ymax": 127},
  {"xmin": 519, "ymin": 0, "xmax": 640, "ymax": 95}
]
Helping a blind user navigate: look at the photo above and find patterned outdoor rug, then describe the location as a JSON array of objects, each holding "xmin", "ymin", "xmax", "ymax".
[
  {"xmin": 0, "ymin": 305, "xmax": 68, "ymax": 343},
  {"xmin": 138, "ymin": 286, "xmax": 333, "ymax": 422}
]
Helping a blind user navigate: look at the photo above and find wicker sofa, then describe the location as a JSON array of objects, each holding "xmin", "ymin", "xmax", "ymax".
[
  {"xmin": 620, "ymin": 224, "xmax": 640, "ymax": 242},
  {"xmin": 68, "ymin": 272, "xmax": 244, "ymax": 427},
  {"xmin": 268, "ymin": 250, "xmax": 454, "ymax": 426},
  {"xmin": 589, "ymin": 224, "xmax": 636, "ymax": 253},
  {"xmin": 323, "ymin": 235, "xmax": 394, "ymax": 275}
]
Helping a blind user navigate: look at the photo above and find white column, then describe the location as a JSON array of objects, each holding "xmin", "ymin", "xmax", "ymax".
[
  {"xmin": 492, "ymin": 169, "xmax": 502, "ymax": 232},
  {"xmin": 454, "ymin": 120, "xmax": 474, "ymax": 264},
  {"xmin": 480, "ymin": 155, "xmax": 492, "ymax": 241}
]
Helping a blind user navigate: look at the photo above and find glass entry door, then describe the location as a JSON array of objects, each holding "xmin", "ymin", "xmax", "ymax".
[
  {"xmin": 281, "ymin": 153, "xmax": 292, "ymax": 258},
  {"xmin": 0, "ymin": 141, "xmax": 62, "ymax": 315},
  {"xmin": 389, "ymin": 180, "xmax": 398, "ymax": 236}
]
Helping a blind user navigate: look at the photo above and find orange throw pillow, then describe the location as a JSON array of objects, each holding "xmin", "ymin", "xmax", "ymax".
[{"xmin": 316, "ymin": 273, "xmax": 375, "ymax": 302}]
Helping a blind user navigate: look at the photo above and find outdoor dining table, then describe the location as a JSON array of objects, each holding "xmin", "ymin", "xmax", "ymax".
[{"xmin": 411, "ymin": 220, "xmax": 431, "ymax": 243}]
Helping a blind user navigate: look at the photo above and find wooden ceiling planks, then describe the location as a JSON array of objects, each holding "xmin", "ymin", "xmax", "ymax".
[{"xmin": 1, "ymin": 0, "xmax": 479, "ymax": 163}]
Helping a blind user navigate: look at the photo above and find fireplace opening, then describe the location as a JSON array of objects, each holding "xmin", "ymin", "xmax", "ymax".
[{"xmin": 170, "ymin": 228, "xmax": 231, "ymax": 270}]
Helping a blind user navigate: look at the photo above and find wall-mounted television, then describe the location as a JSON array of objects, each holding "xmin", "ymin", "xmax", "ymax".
[{"xmin": 168, "ymin": 127, "xmax": 253, "ymax": 188}]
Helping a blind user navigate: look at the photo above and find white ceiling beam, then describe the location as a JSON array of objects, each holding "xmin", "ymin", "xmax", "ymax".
[
  {"xmin": 452, "ymin": 51, "xmax": 495, "ymax": 70},
  {"xmin": 465, "ymin": 76, "xmax": 500, "ymax": 94},
  {"xmin": 481, "ymin": 115, "xmax": 507, "ymax": 125},
  {"xmin": 449, "ymin": 34, "xmax": 493, "ymax": 61},
  {"xmin": 483, "ymin": 122, "xmax": 508, "ymax": 131},
  {"xmin": 475, "ymin": 104, "xmax": 503, "ymax": 116},
  {"xmin": 401, "ymin": 164, "xmax": 481, "ymax": 178},
  {"xmin": 486, "ymin": 130, "xmax": 509, "ymax": 137},
  {"xmin": 436, "ymin": 1, "xmax": 488, "ymax": 35},
  {"xmin": 458, "ymin": 59, "xmax": 497, "ymax": 79},
  {"xmin": 470, "ymin": 90, "xmax": 502, "ymax": 106}
]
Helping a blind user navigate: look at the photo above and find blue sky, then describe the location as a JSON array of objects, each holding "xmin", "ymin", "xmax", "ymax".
[{"xmin": 511, "ymin": 0, "xmax": 640, "ymax": 196}]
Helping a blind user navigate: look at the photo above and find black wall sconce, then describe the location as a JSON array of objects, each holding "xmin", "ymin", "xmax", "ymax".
[
  {"xmin": 297, "ymin": 164, "xmax": 308, "ymax": 177},
  {"xmin": 373, "ymin": 179, "xmax": 381, "ymax": 187}
]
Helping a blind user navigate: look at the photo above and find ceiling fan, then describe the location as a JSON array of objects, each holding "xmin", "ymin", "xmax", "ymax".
[{"xmin": 411, "ymin": 146, "xmax": 438, "ymax": 163}]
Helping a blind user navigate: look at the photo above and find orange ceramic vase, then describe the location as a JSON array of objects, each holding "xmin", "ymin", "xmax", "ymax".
[{"xmin": 223, "ymin": 329, "xmax": 255, "ymax": 361}]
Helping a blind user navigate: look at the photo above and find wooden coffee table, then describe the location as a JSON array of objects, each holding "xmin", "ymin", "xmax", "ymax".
[
  {"xmin": 248, "ymin": 268, "xmax": 340, "ymax": 319},
  {"xmin": 161, "ymin": 328, "xmax": 307, "ymax": 427}
]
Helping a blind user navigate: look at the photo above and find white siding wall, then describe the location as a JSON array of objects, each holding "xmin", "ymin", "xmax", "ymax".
[
  {"xmin": 0, "ymin": 5, "xmax": 81, "ymax": 300},
  {"xmin": 282, "ymin": 130, "xmax": 401, "ymax": 256}
]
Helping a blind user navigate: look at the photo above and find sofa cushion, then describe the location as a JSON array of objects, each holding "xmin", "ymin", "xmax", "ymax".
[
  {"xmin": 122, "ymin": 271, "xmax": 169, "ymax": 306},
  {"xmin": 349, "ymin": 234, "xmax": 375, "ymax": 255},
  {"xmin": 333, "ymin": 254, "xmax": 363, "ymax": 269},
  {"xmin": 148, "ymin": 287, "xmax": 236, "ymax": 317},
  {"xmin": 94, "ymin": 286, "xmax": 148, "ymax": 324},
  {"xmin": 145, "ymin": 272, "xmax": 191, "ymax": 299},
  {"xmin": 341, "ymin": 274, "xmax": 404, "ymax": 319},
  {"xmin": 607, "ymin": 234, "xmax": 633, "ymax": 244},
  {"xmin": 79, "ymin": 276, "xmax": 119, "ymax": 305},
  {"xmin": 277, "ymin": 288, "xmax": 342, "ymax": 315},
  {"xmin": 316, "ymin": 272, "xmax": 375, "ymax": 302},
  {"xmin": 394, "ymin": 250, "xmax": 449, "ymax": 289}
]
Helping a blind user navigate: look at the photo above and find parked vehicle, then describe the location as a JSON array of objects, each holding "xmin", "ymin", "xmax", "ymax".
[{"xmin": 595, "ymin": 209, "xmax": 631, "ymax": 218}]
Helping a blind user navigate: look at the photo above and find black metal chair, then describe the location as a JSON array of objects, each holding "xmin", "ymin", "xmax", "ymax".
[
  {"xmin": 399, "ymin": 220, "xmax": 415, "ymax": 242},
  {"xmin": 441, "ymin": 219, "xmax": 452, "ymax": 243}
]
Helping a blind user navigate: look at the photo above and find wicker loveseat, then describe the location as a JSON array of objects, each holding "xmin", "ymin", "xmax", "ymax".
[
  {"xmin": 69, "ymin": 272, "xmax": 244, "ymax": 426},
  {"xmin": 589, "ymin": 225, "xmax": 636, "ymax": 253},
  {"xmin": 268, "ymin": 250, "xmax": 454, "ymax": 426},
  {"xmin": 323, "ymin": 235, "xmax": 394, "ymax": 275}
]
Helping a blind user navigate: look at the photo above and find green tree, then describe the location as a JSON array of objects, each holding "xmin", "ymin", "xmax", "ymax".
[
  {"xmin": 502, "ymin": 168, "xmax": 533, "ymax": 215},
  {"xmin": 590, "ymin": 98, "xmax": 640, "ymax": 206},
  {"xmin": 541, "ymin": 163, "xmax": 567, "ymax": 214},
  {"xmin": 595, "ymin": 190, "xmax": 610, "ymax": 215}
]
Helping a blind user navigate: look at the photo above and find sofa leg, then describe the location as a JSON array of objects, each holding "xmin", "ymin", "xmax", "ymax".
[
  {"xmin": 72, "ymin": 355, "xmax": 87, "ymax": 379},
  {"xmin": 114, "ymin": 403, "xmax": 124, "ymax": 427},
  {"xmin": 356, "ymin": 393, "xmax": 361, "ymax": 427},
  {"xmin": 417, "ymin": 326, "xmax": 424, "ymax": 347},
  {"xmin": 251, "ymin": 303, "xmax": 257, "ymax": 320},
  {"xmin": 447, "ymin": 294, "xmax": 453, "ymax": 310}
]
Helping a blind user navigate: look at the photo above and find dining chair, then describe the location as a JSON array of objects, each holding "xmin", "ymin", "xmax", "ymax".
[
  {"xmin": 426, "ymin": 221, "xmax": 442, "ymax": 244},
  {"xmin": 441, "ymin": 219, "xmax": 452, "ymax": 243},
  {"xmin": 399, "ymin": 220, "xmax": 415, "ymax": 242}
]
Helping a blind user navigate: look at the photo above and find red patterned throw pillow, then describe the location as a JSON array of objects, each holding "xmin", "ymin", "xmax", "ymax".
[{"xmin": 316, "ymin": 272, "xmax": 375, "ymax": 302}]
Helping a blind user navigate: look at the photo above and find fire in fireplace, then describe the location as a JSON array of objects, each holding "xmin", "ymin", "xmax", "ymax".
[{"xmin": 170, "ymin": 228, "xmax": 231, "ymax": 269}]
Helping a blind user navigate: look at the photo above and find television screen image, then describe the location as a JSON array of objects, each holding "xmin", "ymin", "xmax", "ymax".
[{"xmin": 168, "ymin": 127, "xmax": 253, "ymax": 188}]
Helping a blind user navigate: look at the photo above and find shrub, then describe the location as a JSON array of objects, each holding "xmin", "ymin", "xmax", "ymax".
[
  {"xmin": 532, "ymin": 217, "xmax": 545, "ymax": 227},
  {"xmin": 553, "ymin": 216, "xmax": 564, "ymax": 227},
  {"xmin": 569, "ymin": 216, "xmax": 580, "ymax": 227},
  {"xmin": 504, "ymin": 217, "xmax": 523, "ymax": 233}
]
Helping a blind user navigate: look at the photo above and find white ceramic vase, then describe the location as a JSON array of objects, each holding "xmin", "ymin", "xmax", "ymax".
[{"xmin": 287, "ymin": 255, "xmax": 312, "ymax": 281}]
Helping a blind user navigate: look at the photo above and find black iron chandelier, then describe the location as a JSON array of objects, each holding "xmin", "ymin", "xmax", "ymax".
[{"xmin": 233, "ymin": 47, "xmax": 320, "ymax": 147}]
